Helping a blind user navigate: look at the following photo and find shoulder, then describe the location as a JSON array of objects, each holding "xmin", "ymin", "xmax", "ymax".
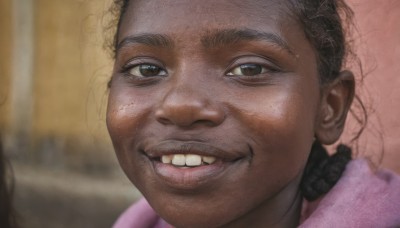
[
  {"xmin": 113, "ymin": 198, "xmax": 169, "ymax": 228},
  {"xmin": 300, "ymin": 158, "xmax": 400, "ymax": 227}
]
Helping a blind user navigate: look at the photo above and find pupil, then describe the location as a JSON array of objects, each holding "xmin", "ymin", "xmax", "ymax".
[
  {"xmin": 139, "ymin": 65, "xmax": 160, "ymax": 77},
  {"xmin": 240, "ymin": 64, "xmax": 262, "ymax": 76}
]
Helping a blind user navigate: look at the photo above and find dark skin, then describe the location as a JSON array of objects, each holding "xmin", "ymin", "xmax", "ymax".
[{"xmin": 107, "ymin": 0, "xmax": 355, "ymax": 227}]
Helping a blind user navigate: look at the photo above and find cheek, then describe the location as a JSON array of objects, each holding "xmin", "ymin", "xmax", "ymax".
[
  {"xmin": 106, "ymin": 83, "xmax": 157, "ymax": 134},
  {"xmin": 106, "ymin": 87, "xmax": 151, "ymax": 170},
  {"xmin": 232, "ymin": 84, "xmax": 319, "ymax": 179},
  {"xmin": 107, "ymin": 90, "xmax": 141, "ymax": 143},
  {"xmin": 235, "ymin": 86, "xmax": 317, "ymax": 139}
]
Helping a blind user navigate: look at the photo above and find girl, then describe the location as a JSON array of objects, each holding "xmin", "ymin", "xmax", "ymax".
[{"xmin": 106, "ymin": 0, "xmax": 400, "ymax": 227}]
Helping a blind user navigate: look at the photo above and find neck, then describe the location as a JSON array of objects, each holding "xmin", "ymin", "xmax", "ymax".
[{"xmin": 220, "ymin": 174, "xmax": 304, "ymax": 228}]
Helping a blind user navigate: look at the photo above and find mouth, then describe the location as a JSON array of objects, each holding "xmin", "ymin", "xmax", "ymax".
[
  {"xmin": 159, "ymin": 153, "xmax": 217, "ymax": 167},
  {"xmin": 143, "ymin": 141, "xmax": 246, "ymax": 190}
]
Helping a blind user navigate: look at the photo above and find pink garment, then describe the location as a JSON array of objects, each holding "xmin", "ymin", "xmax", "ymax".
[
  {"xmin": 113, "ymin": 159, "xmax": 400, "ymax": 228},
  {"xmin": 299, "ymin": 159, "xmax": 400, "ymax": 227},
  {"xmin": 113, "ymin": 198, "xmax": 168, "ymax": 228}
]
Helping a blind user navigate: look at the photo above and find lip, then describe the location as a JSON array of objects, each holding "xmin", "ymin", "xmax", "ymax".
[
  {"xmin": 152, "ymin": 161, "xmax": 230, "ymax": 190},
  {"xmin": 143, "ymin": 140, "xmax": 247, "ymax": 190},
  {"xmin": 144, "ymin": 140, "xmax": 244, "ymax": 161}
]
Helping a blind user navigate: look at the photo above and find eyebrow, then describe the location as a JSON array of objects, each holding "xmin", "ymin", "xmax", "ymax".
[
  {"xmin": 117, "ymin": 33, "xmax": 174, "ymax": 50},
  {"xmin": 117, "ymin": 28, "xmax": 294, "ymax": 55},
  {"xmin": 201, "ymin": 28, "xmax": 294, "ymax": 55}
]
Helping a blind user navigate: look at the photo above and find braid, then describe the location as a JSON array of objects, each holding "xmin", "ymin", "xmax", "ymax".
[{"xmin": 301, "ymin": 142, "xmax": 352, "ymax": 201}]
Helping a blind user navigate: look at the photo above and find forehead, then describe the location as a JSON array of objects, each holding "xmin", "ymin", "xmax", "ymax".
[{"xmin": 118, "ymin": 0, "xmax": 296, "ymax": 41}]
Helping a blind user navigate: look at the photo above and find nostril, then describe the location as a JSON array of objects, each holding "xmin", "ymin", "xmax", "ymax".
[
  {"xmin": 157, "ymin": 116, "xmax": 173, "ymax": 125},
  {"xmin": 154, "ymin": 87, "xmax": 226, "ymax": 128},
  {"xmin": 155, "ymin": 105, "xmax": 225, "ymax": 128},
  {"xmin": 192, "ymin": 119, "xmax": 222, "ymax": 127},
  {"xmin": 201, "ymin": 109, "xmax": 226, "ymax": 126},
  {"xmin": 155, "ymin": 109, "xmax": 175, "ymax": 125}
]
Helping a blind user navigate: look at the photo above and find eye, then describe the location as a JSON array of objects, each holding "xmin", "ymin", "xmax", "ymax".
[
  {"xmin": 227, "ymin": 63, "xmax": 267, "ymax": 76},
  {"xmin": 129, "ymin": 64, "xmax": 167, "ymax": 77}
]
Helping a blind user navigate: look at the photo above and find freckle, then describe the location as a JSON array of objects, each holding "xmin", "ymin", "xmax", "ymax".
[
  {"xmin": 109, "ymin": 103, "xmax": 134, "ymax": 118},
  {"xmin": 117, "ymin": 102, "xmax": 137, "ymax": 112}
]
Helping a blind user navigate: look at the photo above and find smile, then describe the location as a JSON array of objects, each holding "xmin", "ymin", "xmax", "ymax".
[
  {"xmin": 143, "ymin": 141, "xmax": 247, "ymax": 190},
  {"xmin": 160, "ymin": 154, "xmax": 217, "ymax": 167}
]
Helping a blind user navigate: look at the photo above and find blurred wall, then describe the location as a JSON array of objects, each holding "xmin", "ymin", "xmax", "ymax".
[
  {"xmin": 0, "ymin": 0, "xmax": 12, "ymax": 130},
  {"xmin": 347, "ymin": 0, "xmax": 400, "ymax": 172},
  {"xmin": 1, "ymin": 0, "xmax": 116, "ymax": 173},
  {"xmin": 1, "ymin": 1, "xmax": 138, "ymax": 227},
  {"xmin": 31, "ymin": 0, "xmax": 114, "ymax": 171}
]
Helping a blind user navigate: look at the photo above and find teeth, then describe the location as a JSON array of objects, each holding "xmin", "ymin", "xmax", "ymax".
[
  {"xmin": 172, "ymin": 154, "xmax": 186, "ymax": 166},
  {"xmin": 185, "ymin": 154, "xmax": 202, "ymax": 166},
  {"xmin": 161, "ymin": 154, "xmax": 217, "ymax": 166},
  {"xmin": 161, "ymin": 155, "xmax": 172, "ymax": 164},
  {"xmin": 203, "ymin": 156, "xmax": 216, "ymax": 164}
]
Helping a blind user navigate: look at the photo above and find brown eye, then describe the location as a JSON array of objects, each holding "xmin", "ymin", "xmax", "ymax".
[
  {"xmin": 129, "ymin": 64, "xmax": 167, "ymax": 77},
  {"xmin": 227, "ymin": 64, "xmax": 266, "ymax": 76}
]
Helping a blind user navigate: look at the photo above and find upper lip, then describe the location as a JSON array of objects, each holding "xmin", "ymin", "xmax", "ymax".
[{"xmin": 144, "ymin": 140, "xmax": 245, "ymax": 162}]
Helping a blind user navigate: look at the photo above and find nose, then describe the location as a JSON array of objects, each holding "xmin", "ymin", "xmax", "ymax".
[{"xmin": 155, "ymin": 86, "xmax": 225, "ymax": 128}]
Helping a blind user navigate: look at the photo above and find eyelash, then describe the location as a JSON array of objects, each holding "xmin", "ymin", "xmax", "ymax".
[
  {"xmin": 126, "ymin": 64, "xmax": 167, "ymax": 77},
  {"xmin": 121, "ymin": 60, "xmax": 168, "ymax": 84},
  {"xmin": 119, "ymin": 57, "xmax": 281, "ymax": 85},
  {"xmin": 226, "ymin": 63, "xmax": 279, "ymax": 77}
]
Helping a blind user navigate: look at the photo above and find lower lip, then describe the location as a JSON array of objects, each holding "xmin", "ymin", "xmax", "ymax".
[{"xmin": 151, "ymin": 160, "xmax": 231, "ymax": 190}]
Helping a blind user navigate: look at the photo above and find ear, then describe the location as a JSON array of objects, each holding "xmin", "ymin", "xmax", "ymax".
[{"xmin": 315, "ymin": 70, "xmax": 355, "ymax": 145}]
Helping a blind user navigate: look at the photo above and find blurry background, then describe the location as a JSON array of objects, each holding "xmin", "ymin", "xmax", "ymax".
[
  {"xmin": 0, "ymin": 0, "xmax": 139, "ymax": 227},
  {"xmin": 0, "ymin": 0, "xmax": 399, "ymax": 227}
]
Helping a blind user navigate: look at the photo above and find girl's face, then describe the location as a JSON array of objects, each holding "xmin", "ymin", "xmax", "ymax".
[{"xmin": 107, "ymin": 0, "xmax": 328, "ymax": 227}]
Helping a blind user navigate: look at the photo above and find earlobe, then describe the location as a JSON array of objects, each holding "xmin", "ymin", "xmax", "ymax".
[{"xmin": 315, "ymin": 70, "xmax": 355, "ymax": 145}]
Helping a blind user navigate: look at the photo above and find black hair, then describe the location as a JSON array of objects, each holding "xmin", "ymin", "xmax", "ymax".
[
  {"xmin": 108, "ymin": 0, "xmax": 130, "ymax": 58},
  {"xmin": 288, "ymin": 0, "xmax": 352, "ymax": 84},
  {"xmin": 286, "ymin": 0, "xmax": 364, "ymax": 201},
  {"xmin": 109, "ymin": 0, "xmax": 366, "ymax": 201},
  {"xmin": 301, "ymin": 141, "xmax": 352, "ymax": 201},
  {"xmin": 0, "ymin": 138, "xmax": 18, "ymax": 228}
]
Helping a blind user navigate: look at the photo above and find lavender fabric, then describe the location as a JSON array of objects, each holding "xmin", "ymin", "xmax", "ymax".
[
  {"xmin": 113, "ymin": 159, "xmax": 400, "ymax": 228},
  {"xmin": 299, "ymin": 159, "xmax": 400, "ymax": 227},
  {"xmin": 113, "ymin": 197, "xmax": 168, "ymax": 228}
]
